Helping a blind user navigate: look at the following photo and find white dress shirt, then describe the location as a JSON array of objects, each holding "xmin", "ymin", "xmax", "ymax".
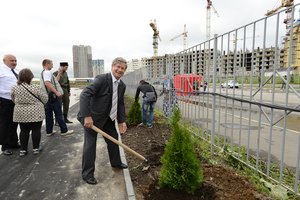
[
  {"xmin": 0, "ymin": 65, "xmax": 18, "ymax": 100},
  {"xmin": 110, "ymin": 72, "xmax": 120, "ymax": 85}
]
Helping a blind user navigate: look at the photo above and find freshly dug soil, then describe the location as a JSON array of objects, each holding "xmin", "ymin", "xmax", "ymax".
[{"xmin": 122, "ymin": 100, "xmax": 272, "ymax": 200}]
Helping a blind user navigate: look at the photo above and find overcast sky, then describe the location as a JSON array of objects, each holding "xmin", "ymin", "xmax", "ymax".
[{"xmin": 1, "ymin": 0, "xmax": 300, "ymax": 77}]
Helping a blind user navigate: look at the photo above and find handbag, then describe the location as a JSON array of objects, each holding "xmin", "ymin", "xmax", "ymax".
[
  {"xmin": 145, "ymin": 86, "xmax": 157, "ymax": 102},
  {"xmin": 41, "ymin": 70, "xmax": 59, "ymax": 103}
]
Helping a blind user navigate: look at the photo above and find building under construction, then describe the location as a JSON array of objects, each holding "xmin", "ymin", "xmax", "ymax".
[
  {"xmin": 142, "ymin": 4, "xmax": 300, "ymax": 81},
  {"xmin": 284, "ymin": 16, "xmax": 300, "ymax": 74}
]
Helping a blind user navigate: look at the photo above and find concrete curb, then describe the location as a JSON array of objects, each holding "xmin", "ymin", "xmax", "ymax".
[
  {"xmin": 120, "ymin": 146, "xmax": 136, "ymax": 200},
  {"xmin": 116, "ymin": 121, "xmax": 136, "ymax": 200}
]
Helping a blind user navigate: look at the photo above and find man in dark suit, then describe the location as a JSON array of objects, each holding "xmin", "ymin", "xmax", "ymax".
[{"xmin": 79, "ymin": 57, "xmax": 128, "ymax": 185}]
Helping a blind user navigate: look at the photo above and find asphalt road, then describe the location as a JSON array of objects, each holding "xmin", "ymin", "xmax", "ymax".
[{"xmin": 0, "ymin": 88, "xmax": 133, "ymax": 200}]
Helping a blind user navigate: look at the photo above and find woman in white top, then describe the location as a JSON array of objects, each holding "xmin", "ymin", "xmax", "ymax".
[{"xmin": 11, "ymin": 68, "xmax": 48, "ymax": 157}]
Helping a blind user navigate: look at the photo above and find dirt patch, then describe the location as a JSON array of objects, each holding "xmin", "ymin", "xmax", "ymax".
[{"xmin": 122, "ymin": 100, "xmax": 272, "ymax": 200}]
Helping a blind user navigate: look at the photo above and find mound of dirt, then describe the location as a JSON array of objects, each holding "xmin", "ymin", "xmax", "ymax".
[{"xmin": 122, "ymin": 100, "xmax": 272, "ymax": 200}]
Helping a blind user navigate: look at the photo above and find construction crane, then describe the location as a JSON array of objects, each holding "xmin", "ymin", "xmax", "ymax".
[
  {"xmin": 170, "ymin": 24, "xmax": 188, "ymax": 50},
  {"xmin": 206, "ymin": 0, "xmax": 219, "ymax": 40},
  {"xmin": 149, "ymin": 19, "xmax": 161, "ymax": 78},
  {"xmin": 265, "ymin": 0, "xmax": 294, "ymax": 16},
  {"xmin": 231, "ymin": 34, "xmax": 260, "ymax": 49},
  {"xmin": 149, "ymin": 19, "xmax": 161, "ymax": 59},
  {"xmin": 265, "ymin": 0, "xmax": 294, "ymax": 34}
]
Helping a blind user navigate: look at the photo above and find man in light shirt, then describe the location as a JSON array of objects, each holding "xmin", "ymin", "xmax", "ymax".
[
  {"xmin": 0, "ymin": 54, "xmax": 20, "ymax": 155},
  {"xmin": 40, "ymin": 59, "xmax": 73, "ymax": 137}
]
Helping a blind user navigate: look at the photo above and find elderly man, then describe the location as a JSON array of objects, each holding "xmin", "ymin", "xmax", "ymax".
[{"xmin": 0, "ymin": 54, "xmax": 20, "ymax": 155}]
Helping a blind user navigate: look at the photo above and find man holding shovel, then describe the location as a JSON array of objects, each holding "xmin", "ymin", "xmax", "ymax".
[{"xmin": 78, "ymin": 57, "xmax": 128, "ymax": 185}]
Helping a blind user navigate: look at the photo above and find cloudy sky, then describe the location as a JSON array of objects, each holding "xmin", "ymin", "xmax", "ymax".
[{"xmin": 1, "ymin": 0, "xmax": 300, "ymax": 77}]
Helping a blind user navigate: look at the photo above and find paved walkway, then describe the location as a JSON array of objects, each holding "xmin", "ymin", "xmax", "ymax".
[{"xmin": 0, "ymin": 88, "xmax": 135, "ymax": 200}]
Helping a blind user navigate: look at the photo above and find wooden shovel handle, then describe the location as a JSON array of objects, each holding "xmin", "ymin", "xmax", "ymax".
[{"xmin": 91, "ymin": 125, "xmax": 147, "ymax": 162}]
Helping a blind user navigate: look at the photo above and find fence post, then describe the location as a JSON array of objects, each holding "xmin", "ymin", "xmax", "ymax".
[{"xmin": 211, "ymin": 34, "xmax": 218, "ymax": 155}]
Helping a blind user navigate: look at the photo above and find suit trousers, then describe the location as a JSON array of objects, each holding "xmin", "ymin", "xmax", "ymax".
[
  {"xmin": 0, "ymin": 97, "xmax": 18, "ymax": 151},
  {"xmin": 82, "ymin": 118, "xmax": 122, "ymax": 179}
]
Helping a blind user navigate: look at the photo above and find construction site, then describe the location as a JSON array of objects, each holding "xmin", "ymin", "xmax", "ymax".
[
  {"xmin": 1, "ymin": 1, "xmax": 300, "ymax": 200},
  {"xmin": 132, "ymin": 0, "xmax": 300, "ymax": 83},
  {"xmin": 122, "ymin": 0, "xmax": 300, "ymax": 197}
]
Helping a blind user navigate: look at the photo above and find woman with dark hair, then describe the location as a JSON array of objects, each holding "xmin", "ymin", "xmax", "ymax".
[{"xmin": 11, "ymin": 68, "xmax": 48, "ymax": 157}]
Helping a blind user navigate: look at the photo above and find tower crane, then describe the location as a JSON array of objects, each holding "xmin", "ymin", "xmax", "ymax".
[
  {"xmin": 265, "ymin": 0, "xmax": 294, "ymax": 16},
  {"xmin": 149, "ymin": 19, "xmax": 161, "ymax": 59},
  {"xmin": 170, "ymin": 24, "xmax": 188, "ymax": 50},
  {"xmin": 149, "ymin": 19, "xmax": 161, "ymax": 78},
  {"xmin": 206, "ymin": 0, "xmax": 219, "ymax": 40},
  {"xmin": 265, "ymin": 0, "xmax": 294, "ymax": 34}
]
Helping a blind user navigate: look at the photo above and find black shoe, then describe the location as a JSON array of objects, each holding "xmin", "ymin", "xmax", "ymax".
[
  {"xmin": 10, "ymin": 144, "xmax": 21, "ymax": 149},
  {"xmin": 112, "ymin": 163, "xmax": 128, "ymax": 169},
  {"xmin": 64, "ymin": 119, "xmax": 73, "ymax": 123},
  {"xmin": 19, "ymin": 150, "xmax": 27, "ymax": 157},
  {"xmin": 2, "ymin": 150, "xmax": 13, "ymax": 156},
  {"xmin": 83, "ymin": 177, "xmax": 97, "ymax": 185}
]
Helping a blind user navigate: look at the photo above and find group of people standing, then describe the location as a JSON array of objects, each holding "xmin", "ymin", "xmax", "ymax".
[
  {"xmin": 0, "ymin": 54, "xmax": 159, "ymax": 186},
  {"xmin": 0, "ymin": 54, "xmax": 73, "ymax": 157},
  {"xmin": 40, "ymin": 59, "xmax": 73, "ymax": 137}
]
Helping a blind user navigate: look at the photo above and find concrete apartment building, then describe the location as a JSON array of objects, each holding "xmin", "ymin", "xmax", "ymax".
[
  {"xmin": 142, "ymin": 56, "xmax": 166, "ymax": 80},
  {"xmin": 126, "ymin": 59, "xmax": 142, "ymax": 73},
  {"xmin": 135, "ymin": 46, "xmax": 287, "ymax": 81},
  {"xmin": 72, "ymin": 45, "xmax": 93, "ymax": 78},
  {"xmin": 92, "ymin": 59, "xmax": 105, "ymax": 77},
  {"xmin": 284, "ymin": 18, "xmax": 300, "ymax": 74},
  {"xmin": 139, "ymin": 31, "xmax": 299, "ymax": 80}
]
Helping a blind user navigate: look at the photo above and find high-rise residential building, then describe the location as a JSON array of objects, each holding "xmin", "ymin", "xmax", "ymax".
[
  {"xmin": 72, "ymin": 45, "xmax": 93, "ymax": 78},
  {"xmin": 92, "ymin": 59, "xmax": 105, "ymax": 76},
  {"xmin": 126, "ymin": 59, "xmax": 142, "ymax": 73}
]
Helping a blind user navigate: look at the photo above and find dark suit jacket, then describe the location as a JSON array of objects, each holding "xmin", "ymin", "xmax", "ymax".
[{"xmin": 78, "ymin": 73, "xmax": 126, "ymax": 129}]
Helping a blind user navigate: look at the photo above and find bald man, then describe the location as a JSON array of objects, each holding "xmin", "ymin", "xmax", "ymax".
[{"xmin": 0, "ymin": 54, "xmax": 20, "ymax": 155}]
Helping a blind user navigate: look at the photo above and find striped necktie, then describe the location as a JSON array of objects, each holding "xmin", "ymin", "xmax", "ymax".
[
  {"xmin": 110, "ymin": 80, "xmax": 119, "ymax": 121},
  {"xmin": 11, "ymin": 69, "xmax": 18, "ymax": 79}
]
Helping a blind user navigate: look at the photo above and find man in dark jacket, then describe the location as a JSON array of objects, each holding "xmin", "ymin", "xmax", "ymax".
[
  {"xmin": 135, "ymin": 80, "xmax": 157, "ymax": 128},
  {"xmin": 53, "ymin": 62, "xmax": 72, "ymax": 123},
  {"xmin": 79, "ymin": 57, "xmax": 128, "ymax": 185}
]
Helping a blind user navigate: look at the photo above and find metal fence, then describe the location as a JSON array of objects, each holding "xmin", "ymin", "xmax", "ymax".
[{"xmin": 122, "ymin": 4, "xmax": 300, "ymax": 195}]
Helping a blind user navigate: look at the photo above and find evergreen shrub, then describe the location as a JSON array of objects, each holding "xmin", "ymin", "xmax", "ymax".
[
  {"xmin": 159, "ymin": 107, "xmax": 203, "ymax": 194},
  {"xmin": 127, "ymin": 101, "xmax": 142, "ymax": 125}
]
